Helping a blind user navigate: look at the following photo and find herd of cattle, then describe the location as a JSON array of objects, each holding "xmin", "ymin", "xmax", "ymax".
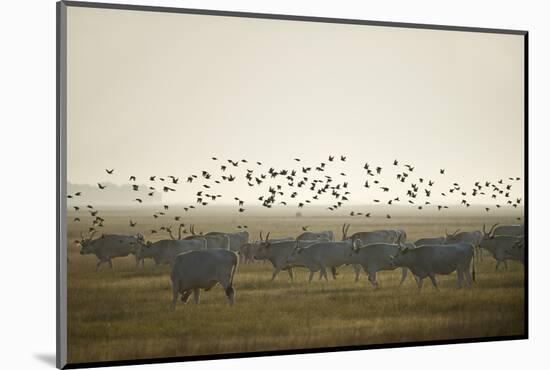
[{"xmin": 75, "ymin": 223, "xmax": 525, "ymax": 310}]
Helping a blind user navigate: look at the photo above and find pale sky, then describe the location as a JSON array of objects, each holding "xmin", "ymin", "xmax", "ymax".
[{"xmin": 66, "ymin": 6, "xmax": 524, "ymax": 209}]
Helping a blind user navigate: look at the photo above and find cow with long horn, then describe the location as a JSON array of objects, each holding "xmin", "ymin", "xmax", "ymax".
[
  {"xmin": 78, "ymin": 231, "xmax": 145, "ymax": 271},
  {"xmin": 479, "ymin": 223, "xmax": 524, "ymax": 270}
]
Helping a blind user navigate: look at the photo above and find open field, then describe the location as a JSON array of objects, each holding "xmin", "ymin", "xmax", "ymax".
[{"xmin": 66, "ymin": 214, "xmax": 525, "ymax": 364}]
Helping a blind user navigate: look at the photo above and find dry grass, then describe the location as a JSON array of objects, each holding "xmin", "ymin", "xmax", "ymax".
[{"xmin": 66, "ymin": 214, "xmax": 525, "ymax": 364}]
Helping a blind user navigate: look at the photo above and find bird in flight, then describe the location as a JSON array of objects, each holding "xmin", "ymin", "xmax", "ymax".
[
  {"xmin": 105, "ymin": 169, "xmax": 114, "ymax": 174},
  {"xmin": 97, "ymin": 183, "xmax": 106, "ymax": 190},
  {"xmin": 129, "ymin": 220, "xmax": 137, "ymax": 227}
]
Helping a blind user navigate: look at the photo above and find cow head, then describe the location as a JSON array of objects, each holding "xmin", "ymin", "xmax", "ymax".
[
  {"xmin": 78, "ymin": 231, "xmax": 97, "ymax": 255},
  {"xmin": 482, "ymin": 223, "xmax": 499, "ymax": 240},
  {"xmin": 253, "ymin": 232, "xmax": 271, "ymax": 260},
  {"xmin": 348, "ymin": 237, "xmax": 363, "ymax": 257},
  {"xmin": 444, "ymin": 228, "xmax": 461, "ymax": 243},
  {"xmin": 389, "ymin": 247, "xmax": 410, "ymax": 267}
]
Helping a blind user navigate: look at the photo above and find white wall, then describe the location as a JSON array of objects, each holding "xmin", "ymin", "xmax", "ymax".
[{"xmin": 1, "ymin": 1, "xmax": 547, "ymax": 369}]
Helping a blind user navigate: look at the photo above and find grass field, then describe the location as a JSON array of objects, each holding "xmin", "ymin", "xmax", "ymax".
[{"xmin": 66, "ymin": 214, "xmax": 525, "ymax": 364}]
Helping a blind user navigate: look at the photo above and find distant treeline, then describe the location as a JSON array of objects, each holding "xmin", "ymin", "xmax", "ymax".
[{"xmin": 67, "ymin": 182, "xmax": 162, "ymax": 205}]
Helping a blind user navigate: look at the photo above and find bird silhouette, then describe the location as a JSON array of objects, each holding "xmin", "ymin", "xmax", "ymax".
[
  {"xmin": 129, "ymin": 220, "xmax": 137, "ymax": 227},
  {"xmin": 97, "ymin": 183, "xmax": 106, "ymax": 190},
  {"xmin": 440, "ymin": 169, "xmax": 445, "ymax": 174},
  {"xmin": 106, "ymin": 169, "xmax": 114, "ymax": 174},
  {"xmin": 134, "ymin": 198, "xmax": 143, "ymax": 203},
  {"xmin": 129, "ymin": 176, "xmax": 136, "ymax": 181}
]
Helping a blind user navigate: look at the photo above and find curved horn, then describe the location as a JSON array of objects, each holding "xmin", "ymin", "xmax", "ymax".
[
  {"xmin": 87, "ymin": 230, "xmax": 97, "ymax": 242},
  {"xmin": 265, "ymin": 232, "xmax": 270, "ymax": 242},
  {"xmin": 259, "ymin": 230, "xmax": 263, "ymax": 241},
  {"xmin": 482, "ymin": 224, "xmax": 487, "ymax": 235},
  {"xmin": 191, "ymin": 224, "xmax": 195, "ymax": 235},
  {"xmin": 488, "ymin": 223, "xmax": 499, "ymax": 237},
  {"xmin": 453, "ymin": 229, "xmax": 461, "ymax": 237}
]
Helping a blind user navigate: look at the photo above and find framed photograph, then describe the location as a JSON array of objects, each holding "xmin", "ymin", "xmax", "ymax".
[{"xmin": 57, "ymin": 1, "xmax": 528, "ymax": 368}]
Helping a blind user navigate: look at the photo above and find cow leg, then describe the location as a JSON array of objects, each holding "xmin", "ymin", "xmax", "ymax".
[
  {"xmin": 95, "ymin": 260, "xmax": 102, "ymax": 271},
  {"xmin": 193, "ymin": 289, "xmax": 201, "ymax": 304},
  {"xmin": 308, "ymin": 270, "xmax": 315, "ymax": 283},
  {"xmin": 465, "ymin": 268, "xmax": 473, "ymax": 287},
  {"xmin": 456, "ymin": 270, "xmax": 463, "ymax": 289},
  {"xmin": 398, "ymin": 268, "xmax": 408, "ymax": 286},
  {"xmin": 271, "ymin": 268, "xmax": 281, "ymax": 281},
  {"xmin": 331, "ymin": 267, "xmax": 338, "ymax": 280},
  {"xmin": 181, "ymin": 290, "xmax": 192, "ymax": 303},
  {"xmin": 368, "ymin": 272, "xmax": 378, "ymax": 289},
  {"xmin": 320, "ymin": 267, "xmax": 329, "ymax": 282},
  {"xmin": 353, "ymin": 264, "xmax": 362, "ymax": 282},
  {"xmin": 495, "ymin": 261, "xmax": 501, "ymax": 271},
  {"xmin": 429, "ymin": 275, "xmax": 439, "ymax": 291},
  {"xmin": 287, "ymin": 268, "xmax": 294, "ymax": 282},
  {"xmin": 504, "ymin": 260, "xmax": 509, "ymax": 270},
  {"xmin": 108, "ymin": 259, "xmax": 113, "ymax": 269},
  {"xmin": 416, "ymin": 277, "xmax": 424, "ymax": 292},
  {"xmin": 170, "ymin": 281, "xmax": 179, "ymax": 311}
]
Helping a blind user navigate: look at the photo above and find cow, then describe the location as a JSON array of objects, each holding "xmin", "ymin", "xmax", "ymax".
[
  {"xmin": 341, "ymin": 224, "xmax": 401, "ymax": 245},
  {"xmin": 494, "ymin": 224, "xmax": 525, "ymax": 238},
  {"xmin": 297, "ymin": 230, "xmax": 335, "ymax": 242},
  {"xmin": 390, "ymin": 243, "xmax": 475, "ymax": 291},
  {"xmin": 254, "ymin": 233, "xmax": 317, "ymax": 281},
  {"xmin": 414, "ymin": 237, "xmax": 446, "ymax": 246},
  {"xmin": 444, "ymin": 228, "xmax": 484, "ymax": 261},
  {"xmin": 137, "ymin": 238, "xmax": 207, "ymax": 267},
  {"xmin": 505, "ymin": 238, "xmax": 525, "ymax": 265},
  {"xmin": 479, "ymin": 223, "xmax": 525, "ymax": 270},
  {"xmin": 78, "ymin": 232, "xmax": 145, "ymax": 271},
  {"xmin": 286, "ymin": 239, "xmax": 362, "ymax": 282},
  {"xmin": 346, "ymin": 238, "xmax": 410, "ymax": 288},
  {"xmin": 170, "ymin": 249, "xmax": 238, "ymax": 310},
  {"xmin": 183, "ymin": 226, "xmax": 231, "ymax": 250},
  {"xmin": 206, "ymin": 231, "xmax": 249, "ymax": 255}
]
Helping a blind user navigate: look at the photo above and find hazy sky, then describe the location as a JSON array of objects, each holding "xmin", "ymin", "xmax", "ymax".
[{"xmin": 66, "ymin": 7, "xmax": 524, "ymax": 208}]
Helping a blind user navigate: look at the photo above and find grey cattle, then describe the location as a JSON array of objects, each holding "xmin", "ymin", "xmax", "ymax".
[
  {"xmin": 184, "ymin": 231, "xmax": 230, "ymax": 250},
  {"xmin": 206, "ymin": 231, "xmax": 249, "ymax": 254},
  {"xmin": 78, "ymin": 232, "xmax": 144, "ymax": 271},
  {"xmin": 342, "ymin": 224, "xmax": 401, "ymax": 245},
  {"xmin": 346, "ymin": 240, "xmax": 410, "ymax": 288},
  {"xmin": 479, "ymin": 224, "xmax": 525, "ymax": 270},
  {"xmin": 390, "ymin": 243, "xmax": 475, "ymax": 291},
  {"xmin": 444, "ymin": 228, "xmax": 484, "ymax": 260},
  {"xmin": 137, "ymin": 238, "xmax": 206, "ymax": 266},
  {"xmin": 494, "ymin": 224, "xmax": 524, "ymax": 237},
  {"xmin": 170, "ymin": 249, "xmax": 238, "ymax": 310},
  {"xmin": 286, "ymin": 240, "xmax": 361, "ymax": 282},
  {"xmin": 297, "ymin": 230, "xmax": 335, "ymax": 242},
  {"xmin": 414, "ymin": 237, "xmax": 446, "ymax": 246},
  {"xmin": 505, "ymin": 238, "xmax": 525, "ymax": 264},
  {"xmin": 254, "ymin": 234, "xmax": 317, "ymax": 281}
]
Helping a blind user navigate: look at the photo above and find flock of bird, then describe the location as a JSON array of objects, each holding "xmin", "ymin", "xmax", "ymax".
[{"xmin": 67, "ymin": 156, "xmax": 523, "ymax": 236}]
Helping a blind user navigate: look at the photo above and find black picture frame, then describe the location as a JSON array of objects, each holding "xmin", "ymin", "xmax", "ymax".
[{"xmin": 56, "ymin": 1, "xmax": 528, "ymax": 368}]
